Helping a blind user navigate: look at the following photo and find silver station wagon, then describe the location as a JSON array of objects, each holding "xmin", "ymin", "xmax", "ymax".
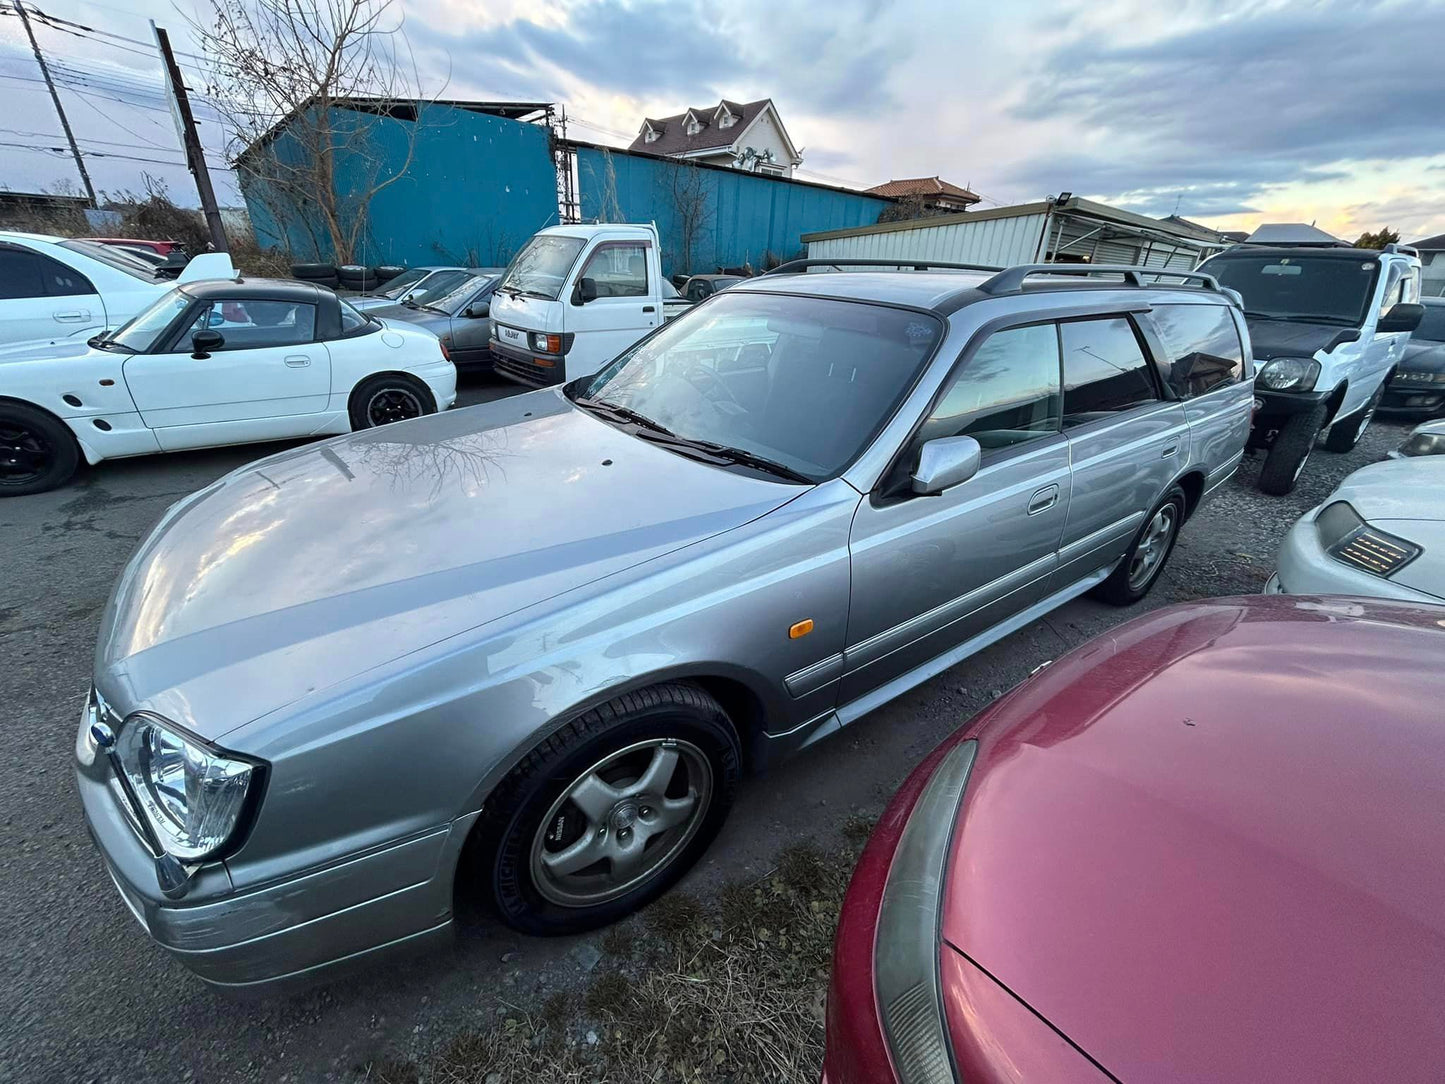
[{"xmin": 76, "ymin": 260, "xmax": 1254, "ymax": 990}]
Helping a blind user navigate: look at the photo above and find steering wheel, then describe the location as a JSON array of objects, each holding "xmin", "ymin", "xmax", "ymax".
[{"xmin": 680, "ymin": 362, "xmax": 743, "ymax": 411}]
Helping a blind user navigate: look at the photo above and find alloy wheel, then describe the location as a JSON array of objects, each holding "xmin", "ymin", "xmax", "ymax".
[
  {"xmin": 0, "ymin": 423, "xmax": 53, "ymax": 486},
  {"xmin": 1128, "ymin": 504, "xmax": 1178, "ymax": 591},
  {"xmin": 529, "ymin": 739, "xmax": 713, "ymax": 908},
  {"xmin": 365, "ymin": 387, "xmax": 424, "ymax": 426}
]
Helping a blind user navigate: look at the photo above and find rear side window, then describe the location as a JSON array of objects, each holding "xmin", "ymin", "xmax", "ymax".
[
  {"xmin": 0, "ymin": 248, "xmax": 93, "ymax": 299},
  {"xmin": 1149, "ymin": 304, "xmax": 1244, "ymax": 398},
  {"xmin": 920, "ymin": 323, "xmax": 1061, "ymax": 451},
  {"xmin": 1060, "ymin": 318, "xmax": 1158, "ymax": 425}
]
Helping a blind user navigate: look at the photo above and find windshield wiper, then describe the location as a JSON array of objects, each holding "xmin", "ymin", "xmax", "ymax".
[
  {"xmin": 1243, "ymin": 311, "xmax": 1282, "ymax": 321},
  {"xmin": 572, "ymin": 396, "xmax": 677, "ymax": 436},
  {"xmin": 631, "ymin": 428, "xmax": 812, "ymax": 482}
]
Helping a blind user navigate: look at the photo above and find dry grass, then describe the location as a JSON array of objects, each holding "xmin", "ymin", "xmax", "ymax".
[{"xmin": 364, "ymin": 840, "xmax": 860, "ymax": 1084}]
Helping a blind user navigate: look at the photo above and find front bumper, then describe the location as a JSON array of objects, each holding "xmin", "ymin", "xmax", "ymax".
[
  {"xmin": 1252, "ymin": 386, "xmax": 1331, "ymax": 417},
  {"xmin": 76, "ymin": 707, "xmax": 477, "ymax": 992},
  {"xmin": 1269, "ymin": 512, "xmax": 1439, "ymax": 603},
  {"xmin": 1380, "ymin": 383, "xmax": 1445, "ymax": 416},
  {"xmin": 489, "ymin": 338, "xmax": 564, "ymax": 387}
]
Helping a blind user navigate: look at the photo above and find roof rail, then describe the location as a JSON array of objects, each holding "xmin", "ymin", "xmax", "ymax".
[
  {"xmin": 977, "ymin": 263, "xmax": 1222, "ymax": 295},
  {"xmin": 764, "ymin": 258, "xmax": 1004, "ymax": 276},
  {"xmin": 1382, "ymin": 243, "xmax": 1419, "ymax": 257}
]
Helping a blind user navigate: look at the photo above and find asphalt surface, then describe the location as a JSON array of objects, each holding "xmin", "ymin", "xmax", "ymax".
[{"xmin": 0, "ymin": 378, "xmax": 1417, "ymax": 1083}]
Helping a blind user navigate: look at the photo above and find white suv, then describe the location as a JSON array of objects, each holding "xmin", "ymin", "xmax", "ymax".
[
  {"xmin": 1200, "ymin": 243, "xmax": 1423, "ymax": 494},
  {"xmin": 0, "ymin": 231, "xmax": 232, "ymax": 346}
]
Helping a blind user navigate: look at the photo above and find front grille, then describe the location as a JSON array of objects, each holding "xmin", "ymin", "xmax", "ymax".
[
  {"xmin": 494, "ymin": 353, "xmax": 563, "ymax": 387},
  {"xmin": 1327, "ymin": 526, "xmax": 1422, "ymax": 577}
]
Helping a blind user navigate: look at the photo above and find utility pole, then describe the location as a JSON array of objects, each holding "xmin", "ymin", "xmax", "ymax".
[
  {"xmin": 15, "ymin": 1, "xmax": 96, "ymax": 207},
  {"xmin": 152, "ymin": 22, "xmax": 228, "ymax": 252}
]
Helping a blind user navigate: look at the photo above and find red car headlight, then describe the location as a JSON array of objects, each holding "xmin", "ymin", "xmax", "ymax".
[{"xmin": 874, "ymin": 739, "xmax": 977, "ymax": 1083}]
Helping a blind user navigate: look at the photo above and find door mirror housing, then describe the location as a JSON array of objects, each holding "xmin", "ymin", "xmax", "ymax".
[
  {"xmin": 1378, "ymin": 302, "xmax": 1424, "ymax": 334},
  {"xmin": 911, "ymin": 435, "xmax": 982, "ymax": 495},
  {"xmin": 572, "ymin": 277, "xmax": 598, "ymax": 306},
  {"xmin": 464, "ymin": 300, "xmax": 490, "ymax": 319},
  {"xmin": 191, "ymin": 329, "xmax": 224, "ymax": 357}
]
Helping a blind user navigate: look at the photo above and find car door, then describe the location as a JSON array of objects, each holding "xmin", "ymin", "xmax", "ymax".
[
  {"xmin": 0, "ymin": 243, "xmax": 103, "ymax": 344},
  {"xmin": 840, "ymin": 321, "xmax": 1071, "ymax": 705},
  {"xmin": 1050, "ymin": 315, "xmax": 1190, "ymax": 590},
  {"xmin": 448, "ymin": 280, "xmax": 496, "ymax": 363},
  {"xmin": 569, "ymin": 240, "xmax": 659, "ymax": 365},
  {"xmin": 123, "ymin": 297, "xmax": 331, "ymax": 449}
]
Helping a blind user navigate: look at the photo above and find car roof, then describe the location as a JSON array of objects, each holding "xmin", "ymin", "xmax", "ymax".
[
  {"xmin": 179, "ymin": 277, "xmax": 332, "ymax": 303},
  {"xmin": 1207, "ymin": 245, "xmax": 1387, "ymax": 261}
]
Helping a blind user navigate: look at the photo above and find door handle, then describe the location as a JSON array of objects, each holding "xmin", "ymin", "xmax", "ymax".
[
  {"xmin": 53, "ymin": 310, "xmax": 88, "ymax": 322},
  {"xmin": 1161, "ymin": 445, "xmax": 1177, "ymax": 458},
  {"xmin": 1028, "ymin": 484, "xmax": 1059, "ymax": 515},
  {"xmin": 642, "ymin": 305, "xmax": 656, "ymax": 313},
  {"xmin": 284, "ymin": 354, "xmax": 311, "ymax": 367}
]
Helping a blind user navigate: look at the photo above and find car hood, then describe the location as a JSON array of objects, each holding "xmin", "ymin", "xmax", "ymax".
[
  {"xmin": 1243, "ymin": 317, "xmax": 1359, "ymax": 360},
  {"xmin": 1326, "ymin": 457, "xmax": 1445, "ymax": 598},
  {"xmin": 94, "ymin": 390, "xmax": 799, "ymax": 740},
  {"xmin": 366, "ymin": 302, "xmax": 453, "ymax": 334},
  {"xmin": 1401, "ymin": 339, "xmax": 1445, "ymax": 371},
  {"xmin": 942, "ymin": 596, "xmax": 1445, "ymax": 1083}
]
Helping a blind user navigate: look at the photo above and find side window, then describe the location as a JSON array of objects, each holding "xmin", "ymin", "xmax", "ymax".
[
  {"xmin": 1378, "ymin": 264, "xmax": 1405, "ymax": 317},
  {"xmin": 1149, "ymin": 304, "xmax": 1244, "ymax": 398},
  {"xmin": 581, "ymin": 243, "xmax": 648, "ymax": 298},
  {"xmin": 917, "ymin": 323, "xmax": 1061, "ymax": 452},
  {"xmin": 182, "ymin": 300, "xmax": 317, "ymax": 351},
  {"xmin": 38, "ymin": 254, "xmax": 93, "ymax": 297},
  {"xmin": 1060, "ymin": 317, "xmax": 1158, "ymax": 426},
  {"xmin": 0, "ymin": 249, "xmax": 49, "ymax": 299}
]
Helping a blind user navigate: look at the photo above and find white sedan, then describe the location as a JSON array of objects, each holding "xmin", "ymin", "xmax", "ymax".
[
  {"xmin": 1266, "ymin": 456, "xmax": 1445, "ymax": 602},
  {"xmin": 0, "ymin": 230, "xmax": 235, "ymax": 346},
  {"xmin": 0, "ymin": 278, "xmax": 456, "ymax": 496}
]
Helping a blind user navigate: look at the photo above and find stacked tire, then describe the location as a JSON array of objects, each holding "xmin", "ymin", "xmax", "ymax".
[
  {"xmin": 291, "ymin": 262, "xmax": 339, "ymax": 289},
  {"xmin": 338, "ymin": 264, "xmax": 380, "ymax": 292}
]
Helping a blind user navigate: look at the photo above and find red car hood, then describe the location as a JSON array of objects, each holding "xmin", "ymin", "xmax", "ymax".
[{"xmin": 941, "ymin": 596, "xmax": 1445, "ymax": 1083}]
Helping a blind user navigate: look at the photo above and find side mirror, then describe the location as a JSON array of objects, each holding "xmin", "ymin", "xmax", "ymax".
[
  {"xmin": 1378, "ymin": 302, "xmax": 1424, "ymax": 334},
  {"xmin": 911, "ymin": 435, "xmax": 982, "ymax": 495},
  {"xmin": 465, "ymin": 301, "xmax": 490, "ymax": 319},
  {"xmin": 573, "ymin": 277, "xmax": 598, "ymax": 305},
  {"xmin": 191, "ymin": 329, "xmax": 224, "ymax": 357}
]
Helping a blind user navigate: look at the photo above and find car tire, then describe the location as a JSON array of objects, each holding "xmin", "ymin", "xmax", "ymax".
[
  {"xmin": 0, "ymin": 401, "xmax": 80, "ymax": 497},
  {"xmin": 347, "ymin": 374, "xmax": 436, "ymax": 429},
  {"xmin": 337, "ymin": 264, "xmax": 378, "ymax": 291},
  {"xmin": 470, "ymin": 682, "xmax": 741, "ymax": 936},
  {"xmin": 1258, "ymin": 402, "xmax": 1328, "ymax": 495},
  {"xmin": 1091, "ymin": 485, "xmax": 1187, "ymax": 606},
  {"xmin": 291, "ymin": 262, "xmax": 337, "ymax": 280},
  {"xmin": 374, "ymin": 264, "xmax": 406, "ymax": 280},
  {"xmin": 1323, "ymin": 385, "xmax": 1383, "ymax": 453}
]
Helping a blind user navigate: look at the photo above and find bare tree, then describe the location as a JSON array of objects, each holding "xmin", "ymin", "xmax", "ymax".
[
  {"xmin": 192, "ymin": 0, "xmax": 437, "ymax": 263},
  {"xmin": 668, "ymin": 161, "xmax": 711, "ymax": 276}
]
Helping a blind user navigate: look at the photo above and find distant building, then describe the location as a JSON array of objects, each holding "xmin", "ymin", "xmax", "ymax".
[
  {"xmin": 1409, "ymin": 232, "xmax": 1445, "ymax": 297},
  {"xmin": 1243, "ymin": 223, "xmax": 1344, "ymax": 246},
  {"xmin": 630, "ymin": 99, "xmax": 802, "ymax": 177},
  {"xmin": 866, "ymin": 176, "xmax": 980, "ymax": 213},
  {"xmin": 1160, "ymin": 214, "xmax": 1236, "ymax": 247}
]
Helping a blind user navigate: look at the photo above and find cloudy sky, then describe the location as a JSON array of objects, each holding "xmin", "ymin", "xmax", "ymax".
[{"xmin": 2, "ymin": 0, "xmax": 1441, "ymax": 240}]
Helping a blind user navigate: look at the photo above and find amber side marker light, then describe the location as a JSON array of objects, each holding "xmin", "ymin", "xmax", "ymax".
[{"xmin": 789, "ymin": 619, "xmax": 814, "ymax": 639}]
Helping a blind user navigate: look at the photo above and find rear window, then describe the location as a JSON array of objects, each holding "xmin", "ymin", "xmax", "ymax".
[{"xmin": 1150, "ymin": 303, "xmax": 1245, "ymax": 397}]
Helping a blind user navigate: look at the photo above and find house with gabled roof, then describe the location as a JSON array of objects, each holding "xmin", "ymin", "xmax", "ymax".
[
  {"xmin": 629, "ymin": 99, "xmax": 802, "ymax": 177},
  {"xmin": 866, "ymin": 176, "xmax": 980, "ymax": 213}
]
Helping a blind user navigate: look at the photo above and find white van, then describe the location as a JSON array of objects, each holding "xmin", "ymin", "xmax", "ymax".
[{"xmin": 488, "ymin": 224, "xmax": 676, "ymax": 386}]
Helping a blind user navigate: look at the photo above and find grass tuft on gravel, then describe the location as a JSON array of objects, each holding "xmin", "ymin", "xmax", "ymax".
[{"xmin": 366, "ymin": 837, "xmax": 860, "ymax": 1084}]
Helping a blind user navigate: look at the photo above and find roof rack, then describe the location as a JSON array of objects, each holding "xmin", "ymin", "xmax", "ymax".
[
  {"xmin": 764, "ymin": 258, "xmax": 1004, "ymax": 276},
  {"xmin": 1382, "ymin": 243, "xmax": 1419, "ymax": 257},
  {"xmin": 976, "ymin": 263, "xmax": 1223, "ymax": 295}
]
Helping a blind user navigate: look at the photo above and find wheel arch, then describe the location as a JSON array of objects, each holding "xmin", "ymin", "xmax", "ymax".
[
  {"xmin": 0, "ymin": 394, "xmax": 87, "ymax": 455},
  {"xmin": 1172, "ymin": 468, "xmax": 1208, "ymax": 522},
  {"xmin": 1320, "ymin": 380, "xmax": 1349, "ymax": 426},
  {"xmin": 346, "ymin": 370, "xmax": 437, "ymax": 421}
]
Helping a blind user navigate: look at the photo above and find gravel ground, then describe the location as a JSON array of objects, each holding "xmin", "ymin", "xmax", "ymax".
[{"xmin": 0, "ymin": 383, "xmax": 1413, "ymax": 1084}]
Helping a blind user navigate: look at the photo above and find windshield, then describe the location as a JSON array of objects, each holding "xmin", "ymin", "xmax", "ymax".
[
  {"xmin": 1204, "ymin": 253, "xmax": 1379, "ymax": 326},
  {"xmin": 421, "ymin": 274, "xmax": 492, "ymax": 315},
  {"xmin": 499, "ymin": 235, "xmax": 586, "ymax": 300},
  {"xmin": 374, "ymin": 267, "xmax": 431, "ymax": 298},
  {"xmin": 404, "ymin": 269, "xmax": 472, "ymax": 308},
  {"xmin": 1413, "ymin": 303, "xmax": 1445, "ymax": 343},
  {"xmin": 99, "ymin": 288, "xmax": 190, "ymax": 351},
  {"xmin": 570, "ymin": 291, "xmax": 944, "ymax": 482},
  {"xmin": 59, "ymin": 238, "xmax": 162, "ymax": 283}
]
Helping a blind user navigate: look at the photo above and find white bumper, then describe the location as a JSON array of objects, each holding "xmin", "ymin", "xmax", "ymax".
[
  {"xmin": 1269, "ymin": 506, "xmax": 1440, "ymax": 603},
  {"xmin": 406, "ymin": 359, "xmax": 457, "ymax": 411}
]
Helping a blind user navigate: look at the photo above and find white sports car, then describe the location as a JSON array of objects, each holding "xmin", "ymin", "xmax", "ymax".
[
  {"xmin": 1266, "ymin": 456, "xmax": 1445, "ymax": 602},
  {"xmin": 0, "ymin": 278, "xmax": 456, "ymax": 496}
]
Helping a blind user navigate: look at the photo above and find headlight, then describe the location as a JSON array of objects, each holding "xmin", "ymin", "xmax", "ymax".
[
  {"xmin": 116, "ymin": 713, "xmax": 261, "ymax": 862},
  {"xmin": 1315, "ymin": 501, "xmax": 1422, "ymax": 578},
  {"xmin": 1394, "ymin": 370, "xmax": 1445, "ymax": 385},
  {"xmin": 1258, "ymin": 357, "xmax": 1321, "ymax": 391},
  {"xmin": 1399, "ymin": 429, "xmax": 1445, "ymax": 457},
  {"xmin": 875, "ymin": 739, "xmax": 977, "ymax": 1083},
  {"xmin": 529, "ymin": 331, "xmax": 562, "ymax": 354}
]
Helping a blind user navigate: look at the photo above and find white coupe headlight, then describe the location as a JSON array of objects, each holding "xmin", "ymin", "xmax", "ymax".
[
  {"xmin": 116, "ymin": 714, "xmax": 260, "ymax": 862},
  {"xmin": 1258, "ymin": 357, "xmax": 1321, "ymax": 392},
  {"xmin": 1400, "ymin": 429, "xmax": 1445, "ymax": 457}
]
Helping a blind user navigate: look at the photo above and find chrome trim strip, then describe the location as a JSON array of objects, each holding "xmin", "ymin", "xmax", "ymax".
[
  {"xmin": 1206, "ymin": 451, "xmax": 1245, "ymax": 486},
  {"xmin": 783, "ymin": 653, "xmax": 845, "ymax": 697},
  {"xmin": 1057, "ymin": 511, "xmax": 1145, "ymax": 564},
  {"xmin": 844, "ymin": 552, "xmax": 1056, "ymax": 673}
]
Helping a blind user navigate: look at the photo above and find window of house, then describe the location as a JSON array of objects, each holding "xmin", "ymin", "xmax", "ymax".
[
  {"xmin": 1060, "ymin": 317, "xmax": 1158, "ymax": 425},
  {"xmin": 1149, "ymin": 304, "xmax": 1244, "ymax": 398},
  {"xmin": 179, "ymin": 300, "xmax": 317, "ymax": 350},
  {"xmin": 917, "ymin": 323, "xmax": 1062, "ymax": 451},
  {"xmin": 580, "ymin": 243, "xmax": 648, "ymax": 298}
]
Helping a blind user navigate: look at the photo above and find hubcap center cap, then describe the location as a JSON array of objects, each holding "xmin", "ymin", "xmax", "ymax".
[{"xmin": 609, "ymin": 800, "xmax": 640, "ymax": 834}]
